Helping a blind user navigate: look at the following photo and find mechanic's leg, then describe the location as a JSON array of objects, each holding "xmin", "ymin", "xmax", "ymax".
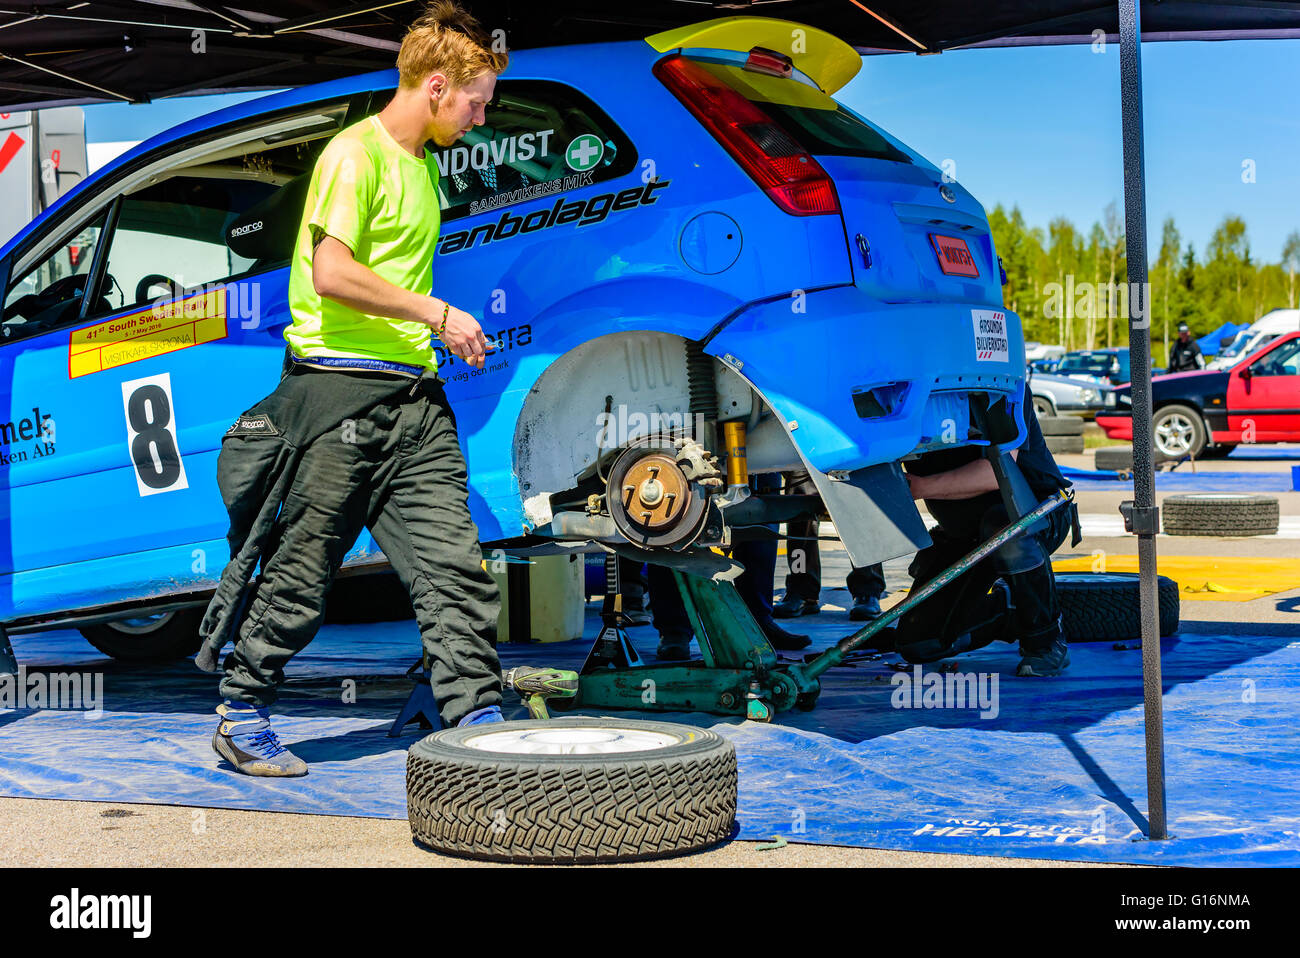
[
  {"xmin": 779, "ymin": 470, "xmax": 821, "ymax": 603},
  {"xmin": 890, "ymin": 527, "xmax": 1003, "ymax": 662},
  {"xmin": 847, "ymin": 562, "xmax": 887, "ymax": 620},
  {"xmin": 367, "ymin": 383, "xmax": 503, "ymax": 726},
  {"xmin": 215, "ymin": 424, "xmax": 379, "ymax": 777},
  {"xmin": 220, "ymin": 427, "xmax": 377, "ymax": 707},
  {"xmin": 982, "ymin": 505, "xmax": 1071, "ymax": 676},
  {"xmin": 647, "ymin": 562, "xmax": 694, "ymax": 660}
]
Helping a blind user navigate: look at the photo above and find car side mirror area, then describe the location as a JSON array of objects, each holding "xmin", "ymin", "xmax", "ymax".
[{"xmin": 1240, "ymin": 366, "xmax": 1253, "ymax": 381}]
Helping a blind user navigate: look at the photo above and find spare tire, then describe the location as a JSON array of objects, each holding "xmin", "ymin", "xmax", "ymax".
[
  {"xmin": 1162, "ymin": 493, "xmax": 1280, "ymax": 537},
  {"xmin": 1056, "ymin": 572, "xmax": 1180, "ymax": 642},
  {"xmin": 1094, "ymin": 445, "xmax": 1134, "ymax": 472},
  {"xmin": 407, "ymin": 718, "xmax": 737, "ymax": 863},
  {"xmin": 1045, "ymin": 434, "xmax": 1085, "ymax": 455},
  {"xmin": 1039, "ymin": 416, "xmax": 1085, "ymax": 437}
]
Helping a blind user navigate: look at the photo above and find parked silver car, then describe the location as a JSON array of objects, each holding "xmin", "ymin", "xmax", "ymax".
[{"xmin": 1028, "ymin": 368, "xmax": 1113, "ymax": 419}]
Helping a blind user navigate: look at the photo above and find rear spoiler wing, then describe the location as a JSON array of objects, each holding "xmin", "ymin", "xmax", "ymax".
[{"xmin": 645, "ymin": 16, "xmax": 863, "ymax": 95}]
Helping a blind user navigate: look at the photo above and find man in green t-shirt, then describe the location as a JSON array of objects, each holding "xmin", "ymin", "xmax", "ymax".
[{"xmin": 209, "ymin": 1, "xmax": 511, "ymax": 777}]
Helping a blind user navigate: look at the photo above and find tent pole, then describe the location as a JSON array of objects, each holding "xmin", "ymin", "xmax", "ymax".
[{"xmin": 1117, "ymin": 0, "xmax": 1168, "ymax": 841}]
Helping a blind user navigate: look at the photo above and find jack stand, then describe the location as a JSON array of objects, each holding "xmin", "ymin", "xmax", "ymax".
[
  {"xmin": 0, "ymin": 625, "xmax": 15, "ymax": 675},
  {"xmin": 580, "ymin": 553, "xmax": 643, "ymax": 673},
  {"xmin": 388, "ymin": 657, "xmax": 441, "ymax": 737}
]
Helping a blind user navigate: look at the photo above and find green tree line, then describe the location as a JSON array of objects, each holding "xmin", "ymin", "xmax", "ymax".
[{"xmin": 988, "ymin": 203, "xmax": 1300, "ymax": 357}]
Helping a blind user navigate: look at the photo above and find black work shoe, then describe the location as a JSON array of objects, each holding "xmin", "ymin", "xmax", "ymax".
[
  {"xmin": 773, "ymin": 594, "xmax": 819, "ymax": 618},
  {"xmin": 756, "ymin": 614, "xmax": 811, "ymax": 651},
  {"xmin": 1016, "ymin": 636, "xmax": 1071, "ymax": 677},
  {"xmin": 655, "ymin": 632, "xmax": 692, "ymax": 661},
  {"xmin": 849, "ymin": 595, "xmax": 883, "ymax": 622},
  {"xmin": 622, "ymin": 607, "xmax": 653, "ymax": 627}
]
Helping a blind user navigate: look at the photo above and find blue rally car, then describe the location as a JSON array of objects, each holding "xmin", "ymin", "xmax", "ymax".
[{"xmin": 0, "ymin": 16, "xmax": 1025, "ymax": 659}]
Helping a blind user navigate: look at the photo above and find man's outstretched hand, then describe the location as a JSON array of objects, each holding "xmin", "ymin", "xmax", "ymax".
[{"xmin": 432, "ymin": 301, "xmax": 492, "ymax": 369}]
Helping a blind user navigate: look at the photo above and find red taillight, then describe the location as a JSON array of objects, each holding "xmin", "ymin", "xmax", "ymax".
[{"xmin": 653, "ymin": 54, "xmax": 840, "ymax": 217}]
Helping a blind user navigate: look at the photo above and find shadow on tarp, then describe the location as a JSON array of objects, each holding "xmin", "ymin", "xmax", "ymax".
[{"xmin": 1, "ymin": 609, "xmax": 1297, "ymax": 866}]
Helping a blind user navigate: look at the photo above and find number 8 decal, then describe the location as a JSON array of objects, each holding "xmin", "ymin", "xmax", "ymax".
[{"xmin": 121, "ymin": 372, "xmax": 189, "ymax": 496}]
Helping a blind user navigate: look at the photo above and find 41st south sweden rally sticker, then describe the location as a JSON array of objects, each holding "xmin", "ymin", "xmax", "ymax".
[{"xmin": 971, "ymin": 309, "xmax": 1009, "ymax": 362}]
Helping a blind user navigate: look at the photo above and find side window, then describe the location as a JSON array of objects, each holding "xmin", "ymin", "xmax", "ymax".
[
  {"xmin": 2, "ymin": 213, "xmax": 108, "ymax": 340},
  {"xmin": 97, "ymin": 175, "xmax": 279, "ymax": 313},
  {"xmin": 427, "ymin": 79, "xmax": 637, "ymax": 222},
  {"xmin": 1251, "ymin": 338, "xmax": 1300, "ymax": 377}
]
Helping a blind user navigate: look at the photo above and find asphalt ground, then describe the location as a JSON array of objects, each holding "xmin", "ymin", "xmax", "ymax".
[{"xmin": 2, "ymin": 444, "xmax": 1294, "ymax": 868}]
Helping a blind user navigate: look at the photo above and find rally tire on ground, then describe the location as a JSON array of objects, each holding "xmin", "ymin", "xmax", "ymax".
[
  {"xmin": 1094, "ymin": 445, "xmax": 1134, "ymax": 472},
  {"xmin": 407, "ymin": 718, "xmax": 737, "ymax": 863},
  {"xmin": 1045, "ymin": 434, "xmax": 1085, "ymax": 455},
  {"xmin": 1038, "ymin": 416, "xmax": 1084, "ymax": 437},
  {"xmin": 1056, "ymin": 572, "xmax": 1180, "ymax": 642},
  {"xmin": 1161, "ymin": 493, "xmax": 1280, "ymax": 537},
  {"xmin": 79, "ymin": 608, "xmax": 205, "ymax": 661}
]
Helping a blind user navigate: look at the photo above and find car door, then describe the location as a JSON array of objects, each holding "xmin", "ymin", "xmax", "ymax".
[
  {"xmin": 1227, "ymin": 334, "xmax": 1300, "ymax": 442},
  {"xmin": 0, "ymin": 96, "xmax": 354, "ymax": 596}
]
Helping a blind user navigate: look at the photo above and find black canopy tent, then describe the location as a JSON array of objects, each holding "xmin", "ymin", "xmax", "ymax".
[
  {"xmin": 5, "ymin": 1, "xmax": 1298, "ymax": 842},
  {"xmin": 4, "ymin": 1, "xmax": 1300, "ymax": 109}
]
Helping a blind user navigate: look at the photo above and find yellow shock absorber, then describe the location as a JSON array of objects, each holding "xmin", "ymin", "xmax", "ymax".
[{"xmin": 722, "ymin": 420, "xmax": 748, "ymax": 488}]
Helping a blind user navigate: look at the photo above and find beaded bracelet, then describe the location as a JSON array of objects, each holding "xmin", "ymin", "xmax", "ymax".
[{"xmin": 436, "ymin": 301, "xmax": 450, "ymax": 339}]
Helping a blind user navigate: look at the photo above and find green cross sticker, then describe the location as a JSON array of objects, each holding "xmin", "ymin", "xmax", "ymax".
[{"xmin": 565, "ymin": 133, "xmax": 604, "ymax": 171}]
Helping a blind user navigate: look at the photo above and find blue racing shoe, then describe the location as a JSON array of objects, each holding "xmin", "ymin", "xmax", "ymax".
[
  {"xmin": 212, "ymin": 701, "xmax": 308, "ymax": 777},
  {"xmin": 457, "ymin": 705, "xmax": 505, "ymax": 727}
]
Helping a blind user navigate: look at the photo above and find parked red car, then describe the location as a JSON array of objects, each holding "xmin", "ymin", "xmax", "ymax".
[{"xmin": 1096, "ymin": 330, "xmax": 1300, "ymax": 459}]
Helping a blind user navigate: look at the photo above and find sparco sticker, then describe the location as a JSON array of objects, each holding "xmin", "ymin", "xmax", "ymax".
[{"xmin": 971, "ymin": 309, "xmax": 1009, "ymax": 362}]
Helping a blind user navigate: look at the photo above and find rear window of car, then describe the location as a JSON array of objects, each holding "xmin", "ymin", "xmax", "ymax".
[{"xmin": 687, "ymin": 55, "xmax": 911, "ymax": 163}]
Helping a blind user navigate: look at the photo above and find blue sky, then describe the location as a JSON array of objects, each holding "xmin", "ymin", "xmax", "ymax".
[{"xmin": 84, "ymin": 37, "xmax": 1300, "ymax": 262}]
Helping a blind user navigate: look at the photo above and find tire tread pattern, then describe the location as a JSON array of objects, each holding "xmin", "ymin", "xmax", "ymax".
[{"xmin": 407, "ymin": 722, "xmax": 737, "ymax": 863}]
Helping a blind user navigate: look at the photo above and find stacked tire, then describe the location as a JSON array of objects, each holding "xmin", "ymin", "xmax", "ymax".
[
  {"xmin": 1038, "ymin": 416, "xmax": 1085, "ymax": 455},
  {"xmin": 1162, "ymin": 493, "xmax": 1280, "ymax": 537}
]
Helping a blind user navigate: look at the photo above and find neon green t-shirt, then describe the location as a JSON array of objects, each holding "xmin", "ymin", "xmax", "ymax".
[{"xmin": 285, "ymin": 115, "xmax": 441, "ymax": 371}]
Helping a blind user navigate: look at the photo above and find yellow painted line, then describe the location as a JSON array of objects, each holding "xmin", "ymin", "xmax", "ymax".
[{"xmin": 1053, "ymin": 555, "xmax": 1300, "ymax": 602}]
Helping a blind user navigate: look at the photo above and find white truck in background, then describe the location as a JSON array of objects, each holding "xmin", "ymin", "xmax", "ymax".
[
  {"xmin": 1209, "ymin": 309, "xmax": 1300, "ymax": 370},
  {"xmin": 0, "ymin": 107, "xmax": 88, "ymax": 248}
]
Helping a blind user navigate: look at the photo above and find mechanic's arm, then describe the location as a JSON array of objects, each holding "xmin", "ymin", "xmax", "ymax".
[
  {"xmin": 312, "ymin": 235, "xmax": 490, "ymax": 369},
  {"xmin": 907, "ymin": 449, "xmax": 1019, "ymax": 501}
]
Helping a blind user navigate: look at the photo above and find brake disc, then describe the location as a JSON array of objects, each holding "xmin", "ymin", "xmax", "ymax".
[{"xmin": 606, "ymin": 442, "xmax": 710, "ymax": 549}]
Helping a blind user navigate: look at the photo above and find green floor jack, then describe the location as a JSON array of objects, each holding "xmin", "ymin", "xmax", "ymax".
[{"xmin": 569, "ymin": 489, "xmax": 1074, "ymax": 721}]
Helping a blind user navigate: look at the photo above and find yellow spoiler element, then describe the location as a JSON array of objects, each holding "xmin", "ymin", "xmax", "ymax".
[{"xmin": 645, "ymin": 16, "xmax": 862, "ymax": 94}]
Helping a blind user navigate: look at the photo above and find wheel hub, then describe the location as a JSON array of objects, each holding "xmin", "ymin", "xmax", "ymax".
[{"xmin": 606, "ymin": 442, "xmax": 712, "ymax": 549}]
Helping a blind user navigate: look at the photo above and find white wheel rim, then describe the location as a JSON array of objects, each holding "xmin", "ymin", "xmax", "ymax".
[
  {"xmin": 106, "ymin": 611, "xmax": 175, "ymax": 635},
  {"xmin": 1154, "ymin": 413, "xmax": 1195, "ymax": 456},
  {"xmin": 462, "ymin": 726, "xmax": 683, "ymax": 755}
]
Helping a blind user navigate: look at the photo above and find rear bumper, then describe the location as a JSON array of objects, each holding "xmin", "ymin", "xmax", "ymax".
[
  {"xmin": 706, "ymin": 288, "xmax": 1025, "ymax": 565},
  {"xmin": 706, "ymin": 287, "xmax": 1026, "ymax": 472}
]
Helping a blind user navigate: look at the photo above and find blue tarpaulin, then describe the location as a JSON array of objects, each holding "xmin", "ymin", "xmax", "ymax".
[
  {"xmin": 1197, "ymin": 322, "xmax": 1248, "ymax": 356},
  {"xmin": 1, "ymin": 606, "xmax": 1297, "ymax": 866}
]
